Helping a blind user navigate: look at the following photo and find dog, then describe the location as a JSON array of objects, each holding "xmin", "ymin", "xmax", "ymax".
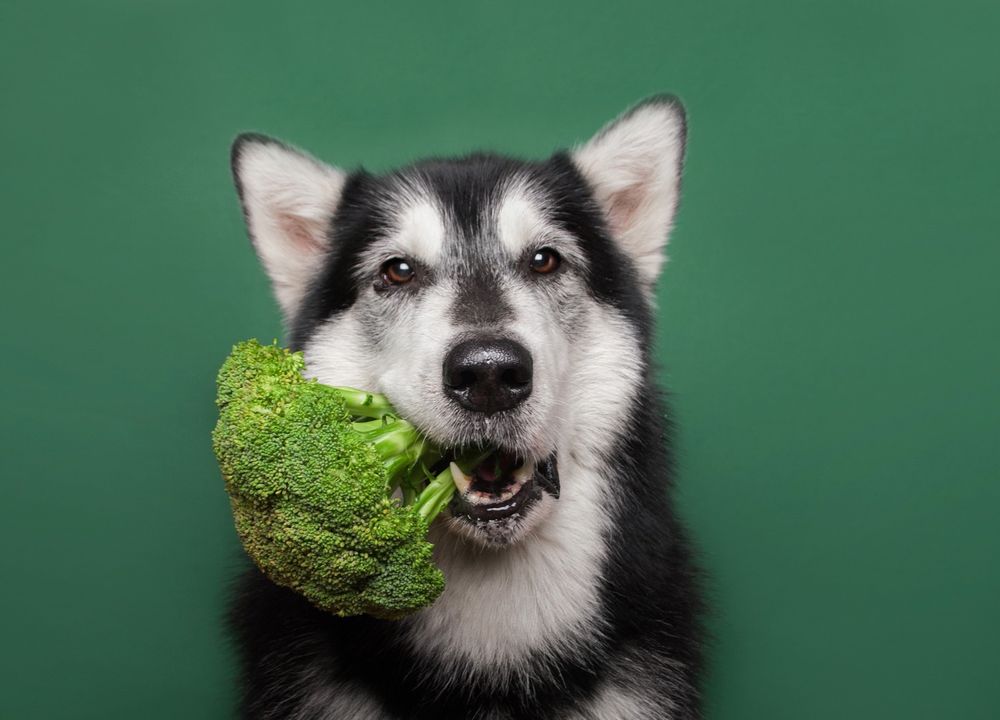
[{"xmin": 228, "ymin": 95, "xmax": 704, "ymax": 719}]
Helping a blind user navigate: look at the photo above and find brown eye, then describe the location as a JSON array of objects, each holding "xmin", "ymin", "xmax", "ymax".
[
  {"xmin": 529, "ymin": 248, "xmax": 561, "ymax": 274},
  {"xmin": 382, "ymin": 258, "xmax": 415, "ymax": 285}
]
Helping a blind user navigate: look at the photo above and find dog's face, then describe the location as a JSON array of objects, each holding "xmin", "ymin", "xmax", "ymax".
[{"xmin": 232, "ymin": 97, "xmax": 685, "ymax": 547}]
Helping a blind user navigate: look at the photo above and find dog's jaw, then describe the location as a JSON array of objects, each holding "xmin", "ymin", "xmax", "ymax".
[
  {"xmin": 443, "ymin": 489, "xmax": 557, "ymax": 547},
  {"xmin": 402, "ymin": 447, "xmax": 615, "ymax": 689}
]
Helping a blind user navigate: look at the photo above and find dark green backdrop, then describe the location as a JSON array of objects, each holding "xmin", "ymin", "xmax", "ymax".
[{"xmin": 2, "ymin": 1, "xmax": 998, "ymax": 717}]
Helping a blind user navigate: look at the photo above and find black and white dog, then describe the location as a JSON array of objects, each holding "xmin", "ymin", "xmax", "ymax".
[{"xmin": 228, "ymin": 95, "xmax": 704, "ymax": 719}]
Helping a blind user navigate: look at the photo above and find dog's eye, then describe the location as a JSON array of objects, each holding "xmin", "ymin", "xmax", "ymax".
[
  {"xmin": 529, "ymin": 248, "xmax": 561, "ymax": 274},
  {"xmin": 381, "ymin": 258, "xmax": 415, "ymax": 285}
]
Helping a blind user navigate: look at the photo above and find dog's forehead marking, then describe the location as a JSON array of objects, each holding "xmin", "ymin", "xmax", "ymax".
[
  {"xmin": 391, "ymin": 199, "xmax": 445, "ymax": 264},
  {"xmin": 497, "ymin": 185, "xmax": 551, "ymax": 257}
]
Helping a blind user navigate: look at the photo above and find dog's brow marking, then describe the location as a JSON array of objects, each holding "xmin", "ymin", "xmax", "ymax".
[
  {"xmin": 394, "ymin": 200, "xmax": 445, "ymax": 264},
  {"xmin": 497, "ymin": 187, "xmax": 549, "ymax": 257}
]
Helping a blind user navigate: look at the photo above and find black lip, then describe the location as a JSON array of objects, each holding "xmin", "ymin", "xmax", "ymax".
[
  {"xmin": 535, "ymin": 454, "xmax": 560, "ymax": 499},
  {"xmin": 453, "ymin": 475, "xmax": 538, "ymax": 521}
]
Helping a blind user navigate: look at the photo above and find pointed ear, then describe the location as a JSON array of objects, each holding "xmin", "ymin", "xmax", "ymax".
[
  {"xmin": 230, "ymin": 133, "xmax": 347, "ymax": 320},
  {"xmin": 572, "ymin": 95, "xmax": 687, "ymax": 290}
]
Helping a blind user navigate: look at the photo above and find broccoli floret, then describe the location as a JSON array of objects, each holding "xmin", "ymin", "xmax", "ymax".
[{"xmin": 212, "ymin": 339, "xmax": 475, "ymax": 620}]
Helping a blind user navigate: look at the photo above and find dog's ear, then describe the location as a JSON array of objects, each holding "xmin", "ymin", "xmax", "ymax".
[
  {"xmin": 231, "ymin": 133, "xmax": 346, "ymax": 321},
  {"xmin": 572, "ymin": 95, "xmax": 686, "ymax": 290}
]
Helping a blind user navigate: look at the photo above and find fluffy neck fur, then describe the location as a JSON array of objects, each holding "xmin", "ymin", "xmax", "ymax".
[{"xmin": 229, "ymin": 371, "xmax": 703, "ymax": 719}]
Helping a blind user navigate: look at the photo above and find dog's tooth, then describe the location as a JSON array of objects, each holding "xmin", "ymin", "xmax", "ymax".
[
  {"xmin": 449, "ymin": 462, "xmax": 472, "ymax": 495},
  {"xmin": 513, "ymin": 459, "xmax": 535, "ymax": 486}
]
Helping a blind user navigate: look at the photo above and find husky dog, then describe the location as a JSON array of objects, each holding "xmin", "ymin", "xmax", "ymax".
[{"xmin": 228, "ymin": 95, "xmax": 704, "ymax": 719}]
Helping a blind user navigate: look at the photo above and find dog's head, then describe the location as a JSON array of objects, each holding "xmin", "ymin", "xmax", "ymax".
[{"xmin": 231, "ymin": 97, "xmax": 685, "ymax": 547}]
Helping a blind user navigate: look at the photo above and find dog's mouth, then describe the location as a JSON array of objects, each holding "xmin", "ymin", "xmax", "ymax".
[{"xmin": 445, "ymin": 450, "xmax": 559, "ymax": 535}]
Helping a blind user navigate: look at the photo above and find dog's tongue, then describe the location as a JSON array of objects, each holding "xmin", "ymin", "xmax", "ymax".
[{"xmin": 473, "ymin": 451, "xmax": 521, "ymax": 486}]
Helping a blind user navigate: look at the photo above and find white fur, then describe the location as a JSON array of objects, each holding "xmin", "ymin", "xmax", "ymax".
[
  {"xmin": 495, "ymin": 181, "xmax": 589, "ymax": 270},
  {"xmin": 394, "ymin": 200, "xmax": 446, "ymax": 265},
  {"xmin": 302, "ymin": 312, "xmax": 377, "ymax": 390},
  {"xmin": 571, "ymin": 651, "xmax": 688, "ymax": 719},
  {"xmin": 369, "ymin": 280, "xmax": 463, "ymax": 425},
  {"xmin": 405, "ymin": 461, "xmax": 603, "ymax": 690},
  {"xmin": 497, "ymin": 188, "xmax": 549, "ymax": 257},
  {"xmin": 572, "ymin": 100, "xmax": 685, "ymax": 294},
  {"xmin": 571, "ymin": 682, "xmax": 673, "ymax": 720},
  {"xmin": 233, "ymin": 138, "xmax": 346, "ymax": 321},
  {"xmin": 292, "ymin": 674, "xmax": 390, "ymax": 720},
  {"xmin": 399, "ymin": 302, "xmax": 644, "ymax": 687}
]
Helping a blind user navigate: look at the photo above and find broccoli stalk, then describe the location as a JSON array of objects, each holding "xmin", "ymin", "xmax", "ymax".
[
  {"xmin": 331, "ymin": 412, "xmax": 481, "ymax": 514},
  {"xmin": 212, "ymin": 339, "xmax": 482, "ymax": 620}
]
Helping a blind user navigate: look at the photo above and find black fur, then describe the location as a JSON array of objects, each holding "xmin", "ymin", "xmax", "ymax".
[{"xmin": 229, "ymin": 131, "xmax": 704, "ymax": 718}]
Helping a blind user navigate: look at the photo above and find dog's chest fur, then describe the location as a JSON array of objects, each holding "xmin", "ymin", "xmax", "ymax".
[{"xmin": 230, "ymin": 387, "xmax": 703, "ymax": 719}]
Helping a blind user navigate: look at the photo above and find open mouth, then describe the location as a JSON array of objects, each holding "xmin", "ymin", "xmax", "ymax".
[{"xmin": 447, "ymin": 450, "xmax": 559, "ymax": 525}]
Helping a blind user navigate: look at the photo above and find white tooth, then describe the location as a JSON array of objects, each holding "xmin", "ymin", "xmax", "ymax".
[
  {"xmin": 512, "ymin": 459, "xmax": 536, "ymax": 486},
  {"xmin": 449, "ymin": 462, "xmax": 472, "ymax": 495}
]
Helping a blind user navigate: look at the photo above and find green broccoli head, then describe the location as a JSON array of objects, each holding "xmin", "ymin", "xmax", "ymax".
[{"xmin": 212, "ymin": 340, "xmax": 467, "ymax": 619}]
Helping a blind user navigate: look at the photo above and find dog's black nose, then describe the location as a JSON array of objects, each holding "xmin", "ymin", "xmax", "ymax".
[{"xmin": 443, "ymin": 338, "xmax": 533, "ymax": 414}]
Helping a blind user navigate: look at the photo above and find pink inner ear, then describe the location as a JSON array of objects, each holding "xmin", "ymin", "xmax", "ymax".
[
  {"xmin": 607, "ymin": 183, "xmax": 645, "ymax": 239},
  {"xmin": 280, "ymin": 214, "xmax": 326, "ymax": 255}
]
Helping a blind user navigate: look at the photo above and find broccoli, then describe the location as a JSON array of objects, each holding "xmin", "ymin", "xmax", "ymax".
[{"xmin": 212, "ymin": 339, "xmax": 481, "ymax": 620}]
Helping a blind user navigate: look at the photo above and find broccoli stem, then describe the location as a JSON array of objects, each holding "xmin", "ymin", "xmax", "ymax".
[
  {"xmin": 328, "ymin": 383, "xmax": 496, "ymax": 522},
  {"xmin": 412, "ymin": 447, "xmax": 494, "ymax": 522},
  {"xmin": 412, "ymin": 467, "xmax": 457, "ymax": 522},
  {"xmin": 351, "ymin": 417, "xmax": 434, "ymax": 487},
  {"xmin": 352, "ymin": 418, "xmax": 419, "ymax": 456},
  {"xmin": 328, "ymin": 386, "xmax": 395, "ymax": 419}
]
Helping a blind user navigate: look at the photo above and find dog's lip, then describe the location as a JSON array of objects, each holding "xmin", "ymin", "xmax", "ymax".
[
  {"xmin": 452, "ymin": 472, "xmax": 538, "ymax": 521},
  {"xmin": 534, "ymin": 454, "xmax": 560, "ymax": 498}
]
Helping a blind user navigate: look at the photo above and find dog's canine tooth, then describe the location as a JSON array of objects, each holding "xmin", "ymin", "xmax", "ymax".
[
  {"xmin": 449, "ymin": 461, "xmax": 472, "ymax": 495},
  {"xmin": 513, "ymin": 459, "xmax": 535, "ymax": 486}
]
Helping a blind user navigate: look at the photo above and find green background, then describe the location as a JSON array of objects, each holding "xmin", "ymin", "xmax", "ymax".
[{"xmin": 2, "ymin": 1, "xmax": 998, "ymax": 717}]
